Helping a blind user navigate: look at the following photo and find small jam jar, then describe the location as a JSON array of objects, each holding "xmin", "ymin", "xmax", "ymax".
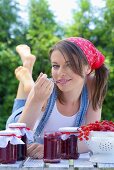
[
  {"xmin": 0, "ymin": 130, "xmax": 17, "ymax": 164},
  {"xmin": 59, "ymin": 127, "xmax": 79, "ymax": 159},
  {"xmin": 44, "ymin": 131, "xmax": 61, "ymax": 163},
  {"xmin": 8, "ymin": 123, "xmax": 27, "ymax": 161}
]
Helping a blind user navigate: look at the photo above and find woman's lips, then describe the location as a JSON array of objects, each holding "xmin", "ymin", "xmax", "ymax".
[{"xmin": 56, "ymin": 79, "xmax": 71, "ymax": 84}]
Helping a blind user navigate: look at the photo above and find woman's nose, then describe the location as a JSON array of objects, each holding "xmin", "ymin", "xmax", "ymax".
[{"xmin": 58, "ymin": 67, "xmax": 66, "ymax": 76}]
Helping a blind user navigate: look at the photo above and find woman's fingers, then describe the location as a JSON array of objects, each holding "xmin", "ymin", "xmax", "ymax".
[
  {"xmin": 33, "ymin": 146, "xmax": 44, "ymax": 159},
  {"xmin": 35, "ymin": 74, "xmax": 54, "ymax": 92},
  {"xmin": 32, "ymin": 73, "xmax": 54, "ymax": 103},
  {"xmin": 35, "ymin": 72, "xmax": 44, "ymax": 83},
  {"xmin": 36, "ymin": 74, "xmax": 48, "ymax": 86},
  {"xmin": 35, "ymin": 74, "xmax": 53, "ymax": 89},
  {"xmin": 46, "ymin": 81, "xmax": 54, "ymax": 92},
  {"xmin": 27, "ymin": 143, "xmax": 44, "ymax": 159}
]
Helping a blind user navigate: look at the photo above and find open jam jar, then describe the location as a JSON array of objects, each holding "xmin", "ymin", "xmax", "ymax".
[
  {"xmin": 8, "ymin": 123, "xmax": 27, "ymax": 161},
  {"xmin": 44, "ymin": 131, "xmax": 61, "ymax": 163},
  {"xmin": 59, "ymin": 127, "xmax": 79, "ymax": 159},
  {"xmin": 0, "ymin": 130, "xmax": 17, "ymax": 164}
]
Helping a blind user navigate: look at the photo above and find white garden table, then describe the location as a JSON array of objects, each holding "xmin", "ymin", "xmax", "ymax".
[{"xmin": 0, "ymin": 153, "xmax": 114, "ymax": 169}]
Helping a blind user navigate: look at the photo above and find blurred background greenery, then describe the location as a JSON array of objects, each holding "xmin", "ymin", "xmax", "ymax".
[{"xmin": 0, "ymin": 0, "xmax": 114, "ymax": 129}]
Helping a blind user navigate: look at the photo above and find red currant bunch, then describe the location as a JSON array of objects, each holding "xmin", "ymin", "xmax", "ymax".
[{"xmin": 78, "ymin": 120, "xmax": 114, "ymax": 141}]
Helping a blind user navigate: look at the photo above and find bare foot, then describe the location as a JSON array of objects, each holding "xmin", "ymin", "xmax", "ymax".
[
  {"xmin": 16, "ymin": 44, "xmax": 36, "ymax": 73},
  {"xmin": 15, "ymin": 66, "xmax": 35, "ymax": 95}
]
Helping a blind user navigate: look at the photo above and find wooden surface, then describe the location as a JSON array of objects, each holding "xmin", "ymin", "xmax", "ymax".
[{"xmin": 0, "ymin": 153, "xmax": 114, "ymax": 169}]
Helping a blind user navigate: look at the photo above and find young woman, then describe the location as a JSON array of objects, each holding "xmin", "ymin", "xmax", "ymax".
[{"xmin": 6, "ymin": 37, "xmax": 109, "ymax": 158}]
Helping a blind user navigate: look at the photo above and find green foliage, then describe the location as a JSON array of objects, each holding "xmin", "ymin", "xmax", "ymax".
[
  {"xmin": 0, "ymin": 46, "xmax": 19, "ymax": 129},
  {"xmin": 0, "ymin": 0, "xmax": 26, "ymax": 46},
  {"xmin": 64, "ymin": 0, "xmax": 93, "ymax": 38},
  {"xmin": 0, "ymin": 0, "xmax": 26, "ymax": 129},
  {"xmin": 65, "ymin": 0, "xmax": 114, "ymax": 119},
  {"xmin": 27, "ymin": 0, "xmax": 63, "ymax": 79},
  {"xmin": 0, "ymin": 0, "xmax": 63, "ymax": 129},
  {"xmin": 0, "ymin": 0, "xmax": 114, "ymax": 130}
]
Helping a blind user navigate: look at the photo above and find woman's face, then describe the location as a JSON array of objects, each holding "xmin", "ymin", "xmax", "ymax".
[{"xmin": 50, "ymin": 50, "xmax": 89, "ymax": 92}]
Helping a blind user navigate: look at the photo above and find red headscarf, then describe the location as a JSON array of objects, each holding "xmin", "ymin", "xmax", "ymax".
[{"xmin": 67, "ymin": 37, "xmax": 105, "ymax": 69}]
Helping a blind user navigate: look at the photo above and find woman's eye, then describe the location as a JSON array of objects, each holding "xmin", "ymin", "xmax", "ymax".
[{"xmin": 52, "ymin": 65, "xmax": 59, "ymax": 69}]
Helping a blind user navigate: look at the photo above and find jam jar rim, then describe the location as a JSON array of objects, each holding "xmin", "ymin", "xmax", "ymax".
[
  {"xmin": 8, "ymin": 123, "xmax": 26, "ymax": 128},
  {"xmin": 58, "ymin": 127, "xmax": 79, "ymax": 133},
  {"xmin": 0, "ymin": 130, "xmax": 16, "ymax": 136}
]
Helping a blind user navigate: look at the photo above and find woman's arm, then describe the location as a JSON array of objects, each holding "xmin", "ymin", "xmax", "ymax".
[
  {"xmin": 18, "ymin": 88, "xmax": 43, "ymax": 130},
  {"xmin": 85, "ymin": 102, "xmax": 101, "ymax": 125},
  {"xmin": 18, "ymin": 74, "xmax": 54, "ymax": 130}
]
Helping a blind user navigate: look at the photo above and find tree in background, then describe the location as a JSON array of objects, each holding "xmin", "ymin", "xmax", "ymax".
[
  {"xmin": 27, "ymin": 0, "xmax": 64, "ymax": 79},
  {"xmin": 0, "ymin": 0, "xmax": 27, "ymax": 129},
  {"xmin": 0, "ymin": 0, "xmax": 114, "ymax": 129},
  {"xmin": 101, "ymin": 0, "xmax": 114, "ymax": 120},
  {"xmin": 65, "ymin": 0, "xmax": 114, "ymax": 119},
  {"xmin": 0, "ymin": 0, "xmax": 63, "ymax": 129},
  {"xmin": 64, "ymin": 0, "xmax": 93, "ymax": 38}
]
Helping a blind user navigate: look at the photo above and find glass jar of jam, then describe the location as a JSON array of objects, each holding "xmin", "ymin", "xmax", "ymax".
[
  {"xmin": 8, "ymin": 123, "xmax": 27, "ymax": 161},
  {"xmin": 0, "ymin": 130, "xmax": 17, "ymax": 164},
  {"xmin": 44, "ymin": 131, "xmax": 61, "ymax": 163},
  {"xmin": 59, "ymin": 127, "xmax": 79, "ymax": 159}
]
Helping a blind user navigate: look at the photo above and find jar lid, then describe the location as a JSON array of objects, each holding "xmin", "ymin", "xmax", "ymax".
[
  {"xmin": 8, "ymin": 123, "xmax": 26, "ymax": 128},
  {"xmin": 58, "ymin": 127, "xmax": 79, "ymax": 132},
  {"xmin": 0, "ymin": 130, "xmax": 15, "ymax": 136}
]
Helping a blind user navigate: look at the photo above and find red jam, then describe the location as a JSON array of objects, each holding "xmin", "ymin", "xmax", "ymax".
[
  {"xmin": 8, "ymin": 123, "xmax": 27, "ymax": 161},
  {"xmin": 0, "ymin": 142, "xmax": 17, "ymax": 164},
  {"xmin": 0, "ymin": 131, "xmax": 17, "ymax": 164},
  {"xmin": 44, "ymin": 132, "xmax": 61, "ymax": 163},
  {"xmin": 59, "ymin": 127, "xmax": 80, "ymax": 159},
  {"xmin": 61, "ymin": 134, "xmax": 79, "ymax": 159},
  {"xmin": 17, "ymin": 134, "xmax": 27, "ymax": 160}
]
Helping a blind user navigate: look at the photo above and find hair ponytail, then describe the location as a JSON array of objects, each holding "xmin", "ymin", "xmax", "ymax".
[{"xmin": 92, "ymin": 64, "xmax": 109, "ymax": 110}]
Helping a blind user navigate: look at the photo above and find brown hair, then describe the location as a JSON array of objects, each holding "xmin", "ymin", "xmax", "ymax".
[{"xmin": 49, "ymin": 40, "xmax": 109, "ymax": 110}]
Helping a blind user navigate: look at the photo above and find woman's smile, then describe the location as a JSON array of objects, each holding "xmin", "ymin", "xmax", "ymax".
[{"xmin": 56, "ymin": 78, "xmax": 72, "ymax": 85}]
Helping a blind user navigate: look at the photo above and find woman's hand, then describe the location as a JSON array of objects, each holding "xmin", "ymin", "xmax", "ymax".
[
  {"xmin": 27, "ymin": 143, "xmax": 44, "ymax": 159},
  {"xmin": 18, "ymin": 73, "xmax": 54, "ymax": 130},
  {"xmin": 32, "ymin": 73, "xmax": 54, "ymax": 104}
]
